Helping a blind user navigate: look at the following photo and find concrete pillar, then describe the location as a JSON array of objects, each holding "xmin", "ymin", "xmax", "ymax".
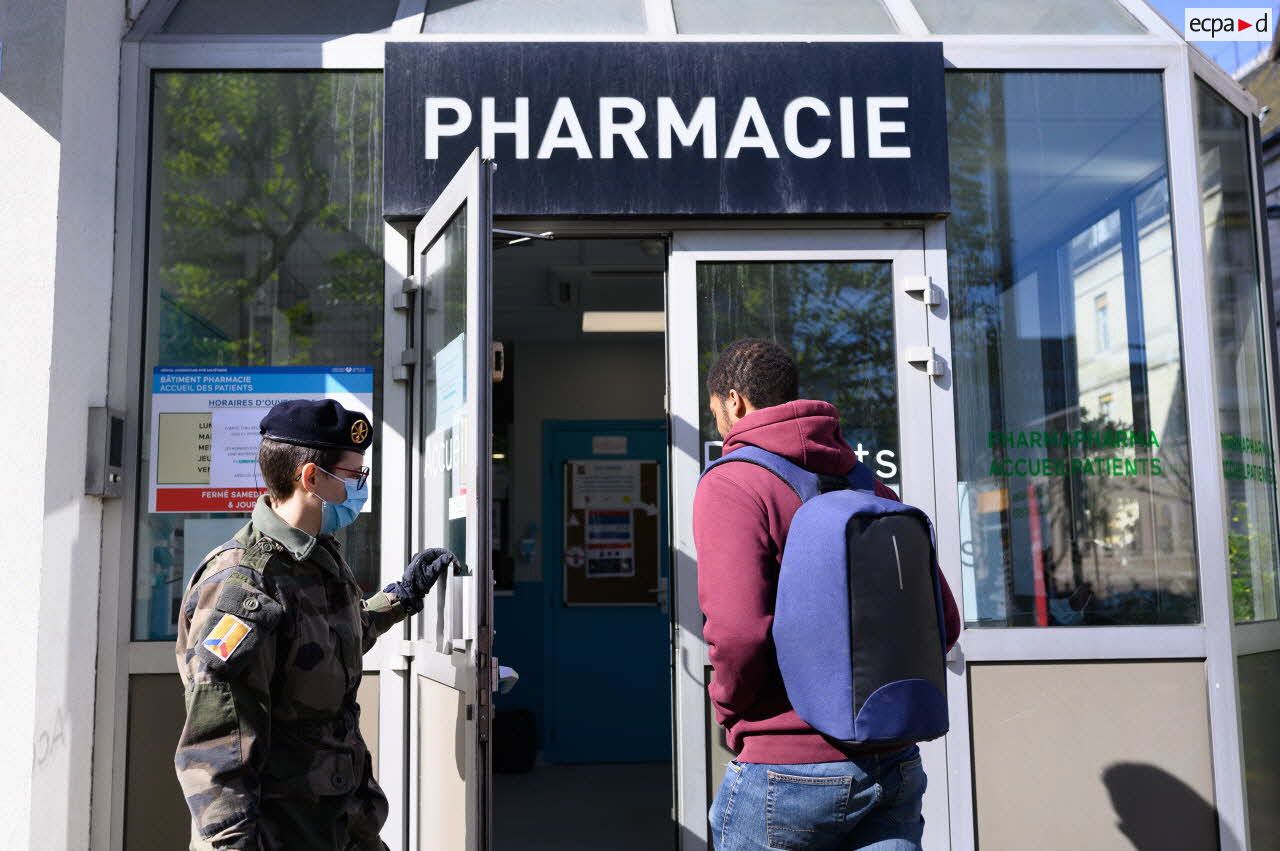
[{"xmin": 0, "ymin": 0, "xmax": 122, "ymax": 846}]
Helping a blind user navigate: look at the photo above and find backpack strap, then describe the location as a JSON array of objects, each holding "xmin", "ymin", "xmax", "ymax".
[
  {"xmin": 704, "ymin": 445, "xmax": 881, "ymax": 503},
  {"xmin": 703, "ymin": 446, "xmax": 822, "ymax": 502},
  {"xmin": 846, "ymin": 460, "xmax": 878, "ymax": 493}
]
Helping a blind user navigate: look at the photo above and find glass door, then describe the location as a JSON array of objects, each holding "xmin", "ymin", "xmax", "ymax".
[
  {"xmin": 666, "ymin": 229, "xmax": 957, "ymax": 850},
  {"xmin": 405, "ymin": 149, "xmax": 495, "ymax": 851}
]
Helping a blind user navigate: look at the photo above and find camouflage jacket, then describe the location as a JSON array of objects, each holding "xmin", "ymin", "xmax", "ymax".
[{"xmin": 175, "ymin": 496, "xmax": 411, "ymax": 851}]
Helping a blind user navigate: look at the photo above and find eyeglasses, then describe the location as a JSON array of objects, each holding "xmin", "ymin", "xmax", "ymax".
[
  {"xmin": 297, "ymin": 464, "xmax": 370, "ymax": 490},
  {"xmin": 329, "ymin": 464, "xmax": 370, "ymax": 490}
]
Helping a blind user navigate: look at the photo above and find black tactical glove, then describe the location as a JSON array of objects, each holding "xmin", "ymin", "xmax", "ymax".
[{"xmin": 384, "ymin": 548, "xmax": 457, "ymax": 613}]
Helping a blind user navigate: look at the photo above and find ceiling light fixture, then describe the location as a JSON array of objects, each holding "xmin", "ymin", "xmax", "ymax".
[{"xmin": 581, "ymin": 311, "xmax": 665, "ymax": 333}]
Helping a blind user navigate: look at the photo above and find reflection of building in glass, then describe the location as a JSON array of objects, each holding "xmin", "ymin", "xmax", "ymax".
[
  {"xmin": 1093, "ymin": 293, "xmax": 1110, "ymax": 353},
  {"xmin": 1199, "ymin": 79, "xmax": 1280, "ymax": 623},
  {"xmin": 949, "ymin": 73, "xmax": 1198, "ymax": 627},
  {"xmin": 1066, "ymin": 180, "xmax": 1195, "ymax": 610}
]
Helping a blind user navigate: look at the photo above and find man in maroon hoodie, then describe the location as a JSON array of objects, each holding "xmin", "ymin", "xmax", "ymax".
[{"xmin": 695, "ymin": 339, "xmax": 960, "ymax": 850}]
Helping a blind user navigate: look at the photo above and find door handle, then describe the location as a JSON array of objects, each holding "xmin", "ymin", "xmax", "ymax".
[
  {"xmin": 492, "ymin": 342, "xmax": 505, "ymax": 383},
  {"xmin": 494, "ymin": 664, "xmax": 520, "ymax": 695}
]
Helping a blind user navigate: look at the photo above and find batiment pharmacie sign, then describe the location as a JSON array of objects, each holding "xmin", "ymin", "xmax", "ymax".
[
  {"xmin": 384, "ymin": 42, "xmax": 950, "ymax": 218},
  {"xmin": 148, "ymin": 367, "xmax": 373, "ymax": 513}
]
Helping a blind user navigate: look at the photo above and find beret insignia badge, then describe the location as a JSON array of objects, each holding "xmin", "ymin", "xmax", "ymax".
[{"xmin": 351, "ymin": 420, "xmax": 370, "ymax": 445}]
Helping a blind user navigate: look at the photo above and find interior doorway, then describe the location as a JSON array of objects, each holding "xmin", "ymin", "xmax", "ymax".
[{"xmin": 488, "ymin": 235, "xmax": 675, "ymax": 851}]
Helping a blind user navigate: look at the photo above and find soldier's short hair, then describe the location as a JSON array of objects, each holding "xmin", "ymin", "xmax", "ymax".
[{"xmin": 258, "ymin": 437, "xmax": 346, "ymax": 503}]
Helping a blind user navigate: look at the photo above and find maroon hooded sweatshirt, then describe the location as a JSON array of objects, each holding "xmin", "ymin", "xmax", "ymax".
[{"xmin": 694, "ymin": 400, "xmax": 961, "ymax": 765}]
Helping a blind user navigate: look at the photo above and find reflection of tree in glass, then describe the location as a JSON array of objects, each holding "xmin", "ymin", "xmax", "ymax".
[
  {"xmin": 140, "ymin": 73, "xmax": 388, "ymax": 608},
  {"xmin": 427, "ymin": 212, "xmax": 469, "ymax": 349},
  {"xmin": 1230, "ymin": 500, "xmax": 1278, "ymax": 622},
  {"xmin": 153, "ymin": 73, "xmax": 383, "ymax": 366},
  {"xmin": 696, "ymin": 262, "xmax": 897, "ymax": 461},
  {"xmin": 943, "ymin": 74, "xmax": 1014, "ymax": 487}
]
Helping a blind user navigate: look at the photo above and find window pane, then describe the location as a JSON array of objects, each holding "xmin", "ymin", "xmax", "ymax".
[
  {"xmin": 135, "ymin": 73, "xmax": 384, "ymax": 640},
  {"xmin": 424, "ymin": 0, "xmax": 646, "ymax": 33},
  {"xmin": 696, "ymin": 262, "xmax": 901, "ymax": 488},
  {"xmin": 163, "ymin": 0, "xmax": 399, "ymax": 34},
  {"xmin": 673, "ymin": 0, "xmax": 895, "ymax": 34},
  {"xmin": 418, "ymin": 208, "xmax": 471, "ymax": 577},
  {"xmin": 1197, "ymin": 81, "xmax": 1280, "ymax": 623},
  {"xmin": 913, "ymin": 0, "xmax": 1143, "ymax": 34},
  {"xmin": 1239, "ymin": 650, "xmax": 1280, "ymax": 847},
  {"xmin": 947, "ymin": 73, "xmax": 1198, "ymax": 627}
]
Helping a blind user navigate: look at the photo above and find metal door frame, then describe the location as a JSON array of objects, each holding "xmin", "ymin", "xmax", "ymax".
[
  {"xmin": 395, "ymin": 149, "xmax": 495, "ymax": 851},
  {"xmin": 665, "ymin": 226, "xmax": 959, "ymax": 850}
]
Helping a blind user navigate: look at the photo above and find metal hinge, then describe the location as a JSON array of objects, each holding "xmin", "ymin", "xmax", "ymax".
[
  {"xmin": 405, "ymin": 273, "xmax": 441, "ymax": 313},
  {"xmin": 400, "ymin": 639, "xmax": 415, "ymax": 659},
  {"xmin": 477, "ymin": 650, "xmax": 492, "ymax": 743},
  {"xmin": 903, "ymin": 275, "xmax": 943, "ymax": 307},
  {"xmin": 391, "ymin": 292, "xmax": 411, "ymax": 312},
  {"xmin": 392, "ymin": 349, "xmax": 418, "ymax": 383},
  {"xmin": 906, "ymin": 346, "xmax": 944, "ymax": 378}
]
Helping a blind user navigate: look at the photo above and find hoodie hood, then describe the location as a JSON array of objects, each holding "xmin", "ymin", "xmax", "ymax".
[{"xmin": 721, "ymin": 400, "xmax": 857, "ymax": 475}]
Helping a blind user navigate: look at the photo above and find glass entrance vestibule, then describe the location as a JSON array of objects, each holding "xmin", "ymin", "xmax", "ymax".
[{"xmin": 106, "ymin": 11, "xmax": 1280, "ymax": 851}]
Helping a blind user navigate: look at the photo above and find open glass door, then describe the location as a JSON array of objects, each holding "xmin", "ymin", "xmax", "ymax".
[
  {"xmin": 667, "ymin": 229, "xmax": 958, "ymax": 850},
  {"xmin": 406, "ymin": 149, "xmax": 495, "ymax": 851}
]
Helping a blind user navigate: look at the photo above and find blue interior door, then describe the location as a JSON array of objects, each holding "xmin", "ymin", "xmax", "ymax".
[{"xmin": 543, "ymin": 420, "xmax": 671, "ymax": 764}]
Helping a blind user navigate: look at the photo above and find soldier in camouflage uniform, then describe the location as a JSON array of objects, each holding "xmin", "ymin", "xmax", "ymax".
[{"xmin": 175, "ymin": 399, "xmax": 454, "ymax": 850}]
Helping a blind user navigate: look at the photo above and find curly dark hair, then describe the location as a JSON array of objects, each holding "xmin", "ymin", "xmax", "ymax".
[
  {"xmin": 258, "ymin": 437, "xmax": 345, "ymax": 503},
  {"xmin": 706, "ymin": 338, "xmax": 799, "ymax": 410}
]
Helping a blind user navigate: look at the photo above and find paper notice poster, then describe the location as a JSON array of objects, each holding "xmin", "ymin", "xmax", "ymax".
[
  {"xmin": 435, "ymin": 333, "xmax": 466, "ymax": 431},
  {"xmin": 585, "ymin": 509, "xmax": 635, "ymax": 577},
  {"xmin": 571, "ymin": 461, "xmax": 641, "ymax": 509},
  {"xmin": 149, "ymin": 366, "xmax": 374, "ymax": 513}
]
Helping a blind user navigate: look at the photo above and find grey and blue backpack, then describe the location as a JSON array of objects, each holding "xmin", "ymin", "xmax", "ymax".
[{"xmin": 704, "ymin": 446, "xmax": 949, "ymax": 746}]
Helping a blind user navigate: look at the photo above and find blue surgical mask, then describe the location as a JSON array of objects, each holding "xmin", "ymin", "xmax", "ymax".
[{"xmin": 316, "ymin": 467, "xmax": 369, "ymax": 536}]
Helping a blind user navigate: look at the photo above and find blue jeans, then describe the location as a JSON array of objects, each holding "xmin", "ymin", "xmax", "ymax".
[{"xmin": 709, "ymin": 746, "xmax": 926, "ymax": 850}]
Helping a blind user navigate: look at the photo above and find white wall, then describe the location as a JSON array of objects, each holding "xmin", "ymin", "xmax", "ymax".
[
  {"xmin": 510, "ymin": 340, "xmax": 665, "ymax": 582},
  {"xmin": 0, "ymin": 0, "xmax": 122, "ymax": 846}
]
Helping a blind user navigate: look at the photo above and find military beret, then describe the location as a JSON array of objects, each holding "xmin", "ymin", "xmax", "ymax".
[{"xmin": 259, "ymin": 399, "xmax": 373, "ymax": 453}]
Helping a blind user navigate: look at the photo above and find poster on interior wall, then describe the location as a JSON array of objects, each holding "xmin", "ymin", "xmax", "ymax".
[
  {"xmin": 571, "ymin": 460, "xmax": 641, "ymax": 509},
  {"xmin": 585, "ymin": 509, "xmax": 635, "ymax": 578},
  {"xmin": 148, "ymin": 366, "xmax": 374, "ymax": 513}
]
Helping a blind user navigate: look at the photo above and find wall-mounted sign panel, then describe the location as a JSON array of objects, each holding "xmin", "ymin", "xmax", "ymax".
[
  {"xmin": 562, "ymin": 459, "xmax": 661, "ymax": 605},
  {"xmin": 385, "ymin": 42, "xmax": 949, "ymax": 219},
  {"xmin": 149, "ymin": 366, "xmax": 374, "ymax": 513}
]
